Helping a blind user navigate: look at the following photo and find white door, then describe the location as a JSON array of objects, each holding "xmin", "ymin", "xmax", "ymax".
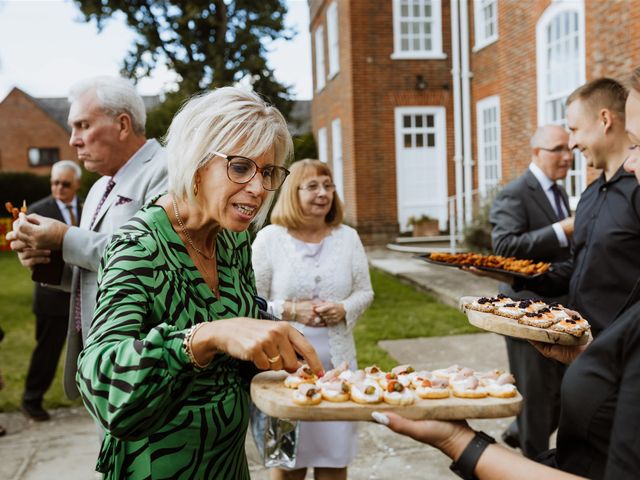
[{"xmin": 395, "ymin": 107, "xmax": 448, "ymax": 232}]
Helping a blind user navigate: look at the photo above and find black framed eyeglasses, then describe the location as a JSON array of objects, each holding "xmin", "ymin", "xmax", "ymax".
[
  {"xmin": 539, "ymin": 145, "xmax": 572, "ymax": 154},
  {"xmin": 51, "ymin": 180, "xmax": 72, "ymax": 188},
  {"xmin": 211, "ymin": 151, "xmax": 290, "ymax": 191}
]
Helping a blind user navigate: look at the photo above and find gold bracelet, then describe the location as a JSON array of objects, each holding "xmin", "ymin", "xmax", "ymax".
[
  {"xmin": 183, "ymin": 323, "xmax": 211, "ymax": 369},
  {"xmin": 290, "ymin": 301, "xmax": 297, "ymax": 322}
]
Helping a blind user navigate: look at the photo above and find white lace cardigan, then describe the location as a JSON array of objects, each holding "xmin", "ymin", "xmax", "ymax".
[{"xmin": 251, "ymin": 224, "xmax": 374, "ymax": 367}]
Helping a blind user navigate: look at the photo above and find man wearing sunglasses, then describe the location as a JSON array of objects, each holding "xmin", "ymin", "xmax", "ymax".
[{"xmin": 21, "ymin": 160, "xmax": 83, "ymax": 421}]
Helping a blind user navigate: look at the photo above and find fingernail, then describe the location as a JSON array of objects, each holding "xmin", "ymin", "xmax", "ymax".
[{"xmin": 371, "ymin": 412, "xmax": 389, "ymax": 425}]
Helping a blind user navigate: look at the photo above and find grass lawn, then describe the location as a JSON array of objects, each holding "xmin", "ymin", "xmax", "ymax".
[
  {"xmin": 0, "ymin": 250, "xmax": 477, "ymax": 412},
  {"xmin": 0, "ymin": 251, "xmax": 83, "ymax": 411},
  {"xmin": 355, "ymin": 268, "xmax": 478, "ymax": 370}
]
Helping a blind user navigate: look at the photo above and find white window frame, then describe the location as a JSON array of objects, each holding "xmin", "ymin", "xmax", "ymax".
[
  {"xmin": 536, "ymin": 0, "xmax": 586, "ymax": 209},
  {"xmin": 317, "ymin": 127, "xmax": 328, "ymax": 164},
  {"xmin": 331, "ymin": 118, "xmax": 344, "ymax": 201},
  {"xmin": 326, "ymin": 2, "xmax": 340, "ymax": 78},
  {"xmin": 476, "ymin": 95, "xmax": 502, "ymax": 197},
  {"xmin": 473, "ymin": 0, "xmax": 498, "ymax": 51},
  {"xmin": 391, "ymin": 0, "xmax": 446, "ymax": 59},
  {"xmin": 314, "ymin": 25, "xmax": 326, "ymax": 92}
]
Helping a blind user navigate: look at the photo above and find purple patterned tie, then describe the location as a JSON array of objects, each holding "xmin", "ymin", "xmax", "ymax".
[{"xmin": 74, "ymin": 179, "xmax": 116, "ymax": 332}]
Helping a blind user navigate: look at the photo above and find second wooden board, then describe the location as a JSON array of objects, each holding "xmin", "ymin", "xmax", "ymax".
[
  {"xmin": 460, "ymin": 296, "xmax": 590, "ymax": 346},
  {"xmin": 251, "ymin": 371, "xmax": 523, "ymax": 421}
]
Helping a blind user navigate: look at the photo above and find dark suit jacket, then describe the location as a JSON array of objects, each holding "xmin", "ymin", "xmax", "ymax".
[
  {"xmin": 489, "ymin": 169, "xmax": 571, "ymax": 301},
  {"xmin": 28, "ymin": 196, "xmax": 83, "ymax": 317}
]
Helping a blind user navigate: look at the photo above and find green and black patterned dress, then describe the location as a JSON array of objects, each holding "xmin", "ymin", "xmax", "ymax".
[{"xmin": 77, "ymin": 201, "xmax": 259, "ymax": 479}]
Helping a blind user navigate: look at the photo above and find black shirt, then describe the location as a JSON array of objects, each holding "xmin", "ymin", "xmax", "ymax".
[
  {"xmin": 521, "ymin": 166, "xmax": 640, "ymax": 335},
  {"xmin": 555, "ymin": 300, "xmax": 640, "ymax": 479}
]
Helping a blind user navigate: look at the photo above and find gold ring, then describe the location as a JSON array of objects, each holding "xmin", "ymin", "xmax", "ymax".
[{"xmin": 267, "ymin": 354, "xmax": 281, "ymax": 364}]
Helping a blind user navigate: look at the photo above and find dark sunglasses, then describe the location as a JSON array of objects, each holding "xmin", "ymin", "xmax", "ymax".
[{"xmin": 51, "ymin": 180, "xmax": 72, "ymax": 188}]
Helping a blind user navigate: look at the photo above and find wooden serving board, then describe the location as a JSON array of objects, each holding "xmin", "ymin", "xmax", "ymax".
[
  {"xmin": 460, "ymin": 296, "xmax": 590, "ymax": 346},
  {"xmin": 250, "ymin": 371, "xmax": 522, "ymax": 421}
]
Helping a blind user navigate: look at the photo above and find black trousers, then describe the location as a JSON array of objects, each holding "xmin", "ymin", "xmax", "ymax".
[
  {"xmin": 23, "ymin": 313, "xmax": 68, "ymax": 405},
  {"xmin": 505, "ymin": 337, "xmax": 565, "ymax": 458}
]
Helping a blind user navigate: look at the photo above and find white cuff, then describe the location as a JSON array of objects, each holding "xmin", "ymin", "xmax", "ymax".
[{"xmin": 552, "ymin": 222, "xmax": 569, "ymax": 248}]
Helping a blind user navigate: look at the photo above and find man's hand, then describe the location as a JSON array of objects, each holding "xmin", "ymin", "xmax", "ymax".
[
  {"xmin": 558, "ymin": 217, "xmax": 575, "ymax": 238},
  {"xmin": 8, "ymin": 213, "xmax": 69, "ymax": 251},
  {"xmin": 530, "ymin": 338, "xmax": 590, "ymax": 365}
]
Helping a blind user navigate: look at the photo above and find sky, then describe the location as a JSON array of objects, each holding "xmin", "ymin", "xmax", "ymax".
[{"xmin": 0, "ymin": 0, "xmax": 312, "ymax": 101}]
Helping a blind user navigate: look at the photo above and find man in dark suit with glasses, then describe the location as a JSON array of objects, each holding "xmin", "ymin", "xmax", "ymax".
[
  {"xmin": 21, "ymin": 160, "xmax": 83, "ymax": 421},
  {"xmin": 489, "ymin": 124, "xmax": 573, "ymax": 458}
]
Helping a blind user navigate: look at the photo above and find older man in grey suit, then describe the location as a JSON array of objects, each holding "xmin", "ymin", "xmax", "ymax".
[
  {"xmin": 8, "ymin": 76, "xmax": 167, "ymax": 400},
  {"xmin": 489, "ymin": 124, "xmax": 574, "ymax": 458}
]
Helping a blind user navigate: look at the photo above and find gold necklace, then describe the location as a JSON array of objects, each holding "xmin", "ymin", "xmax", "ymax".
[{"xmin": 172, "ymin": 197, "xmax": 216, "ymax": 260}]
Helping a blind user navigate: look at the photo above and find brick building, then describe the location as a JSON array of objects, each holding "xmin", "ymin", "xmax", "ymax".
[
  {"xmin": 0, "ymin": 88, "xmax": 78, "ymax": 174},
  {"xmin": 309, "ymin": 0, "xmax": 640, "ymax": 244},
  {"xmin": 0, "ymin": 88, "xmax": 165, "ymax": 174}
]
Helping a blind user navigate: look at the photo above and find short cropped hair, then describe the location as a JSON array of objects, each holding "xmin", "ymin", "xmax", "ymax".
[
  {"xmin": 165, "ymin": 87, "xmax": 293, "ymax": 227},
  {"xmin": 271, "ymin": 159, "xmax": 344, "ymax": 229},
  {"xmin": 631, "ymin": 66, "xmax": 640, "ymax": 94},
  {"xmin": 566, "ymin": 77, "xmax": 628, "ymax": 117},
  {"xmin": 68, "ymin": 76, "xmax": 146, "ymax": 135},
  {"xmin": 51, "ymin": 160, "xmax": 82, "ymax": 180}
]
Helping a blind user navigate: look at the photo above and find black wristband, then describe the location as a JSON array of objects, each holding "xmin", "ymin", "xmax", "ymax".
[{"xmin": 449, "ymin": 430, "xmax": 496, "ymax": 480}]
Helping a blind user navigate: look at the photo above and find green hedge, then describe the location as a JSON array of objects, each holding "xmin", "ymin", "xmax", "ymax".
[
  {"xmin": 0, "ymin": 172, "xmax": 50, "ymax": 211},
  {"xmin": 0, "ymin": 169, "xmax": 100, "ymax": 216}
]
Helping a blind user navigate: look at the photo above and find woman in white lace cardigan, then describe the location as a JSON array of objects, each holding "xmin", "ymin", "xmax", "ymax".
[{"xmin": 252, "ymin": 159, "xmax": 373, "ymax": 480}]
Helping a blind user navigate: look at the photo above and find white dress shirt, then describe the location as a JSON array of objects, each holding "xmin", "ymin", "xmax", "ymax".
[
  {"xmin": 529, "ymin": 162, "xmax": 569, "ymax": 247},
  {"xmin": 55, "ymin": 197, "xmax": 79, "ymax": 226}
]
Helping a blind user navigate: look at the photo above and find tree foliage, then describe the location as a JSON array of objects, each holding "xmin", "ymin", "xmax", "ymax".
[{"xmin": 73, "ymin": 0, "xmax": 295, "ymax": 137}]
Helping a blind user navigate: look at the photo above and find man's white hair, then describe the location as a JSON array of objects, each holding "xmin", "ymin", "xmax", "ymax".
[
  {"xmin": 165, "ymin": 86, "xmax": 293, "ymax": 227},
  {"xmin": 68, "ymin": 76, "xmax": 146, "ymax": 135},
  {"xmin": 51, "ymin": 160, "xmax": 82, "ymax": 180}
]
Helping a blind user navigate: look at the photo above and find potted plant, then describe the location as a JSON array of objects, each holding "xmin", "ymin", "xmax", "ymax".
[{"xmin": 407, "ymin": 214, "xmax": 440, "ymax": 237}]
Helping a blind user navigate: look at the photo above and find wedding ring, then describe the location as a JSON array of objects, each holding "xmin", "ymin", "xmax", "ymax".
[{"xmin": 267, "ymin": 354, "xmax": 281, "ymax": 364}]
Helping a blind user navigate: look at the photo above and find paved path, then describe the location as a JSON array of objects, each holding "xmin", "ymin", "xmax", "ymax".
[{"xmin": 0, "ymin": 248, "xmax": 511, "ymax": 480}]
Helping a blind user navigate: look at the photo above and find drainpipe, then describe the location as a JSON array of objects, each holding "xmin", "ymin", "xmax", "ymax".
[
  {"xmin": 450, "ymin": 0, "xmax": 464, "ymax": 234},
  {"xmin": 460, "ymin": 0, "xmax": 474, "ymax": 224}
]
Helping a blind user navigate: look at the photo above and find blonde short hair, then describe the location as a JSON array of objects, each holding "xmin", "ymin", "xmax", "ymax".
[
  {"xmin": 165, "ymin": 87, "xmax": 293, "ymax": 227},
  {"xmin": 271, "ymin": 159, "xmax": 344, "ymax": 229}
]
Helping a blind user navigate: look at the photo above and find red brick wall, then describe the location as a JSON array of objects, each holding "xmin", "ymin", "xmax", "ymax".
[
  {"xmin": 311, "ymin": 0, "xmax": 453, "ymax": 244},
  {"xmin": 311, "ymin": 0, "xmax": 640, "ymax": 244},
  {"xmin": 311, "ymin": 0, "xmax": 358, "ymax": 225},
  {"xmin": 0, "ymin": 88, "xmax": 76, "ymax": 174}
]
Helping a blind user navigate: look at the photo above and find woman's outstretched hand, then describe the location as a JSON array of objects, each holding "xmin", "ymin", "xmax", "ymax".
[
  {"xmin": 192, "ymin": 318, "xmax": 324, "ymax": 375},
  {"xmin": 372, "ymin": 412, "xmax": 475, "ymax": 460}
]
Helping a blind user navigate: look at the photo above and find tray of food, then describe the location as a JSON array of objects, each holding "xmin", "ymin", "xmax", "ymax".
[
  {"xmin": 461, "ymin": 295, "xmax": 591, "ymax": 345},
  {"xmin": 251, "ymin": 364, "xmax": 522, "ymax": 421},
  {"xmin": 415, "ymin": 252, "xmax": 551, "ymax": 279}
]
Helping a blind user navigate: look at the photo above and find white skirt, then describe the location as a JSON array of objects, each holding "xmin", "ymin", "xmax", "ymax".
[{"xmin": 291, "ymin": 325, "xmax": 358, "ymax": 469}]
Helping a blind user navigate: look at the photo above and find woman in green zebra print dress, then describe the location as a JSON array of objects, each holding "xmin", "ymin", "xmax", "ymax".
[{"xmin": 77, "ymin": 87, "xmax": 323, "ymax": 479}]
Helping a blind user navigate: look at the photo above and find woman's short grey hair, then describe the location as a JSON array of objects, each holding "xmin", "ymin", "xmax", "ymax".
[
  {"xmin": 51, "ymin": 160, "xmax": 82, "ymax": 180},
  {"xmin": 165, "ymin": 86, "xmax": 293, "ymax": 227},
  {"xmin": 68, "ymin": 76, "xmax": 146, "ymax": 135}
]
